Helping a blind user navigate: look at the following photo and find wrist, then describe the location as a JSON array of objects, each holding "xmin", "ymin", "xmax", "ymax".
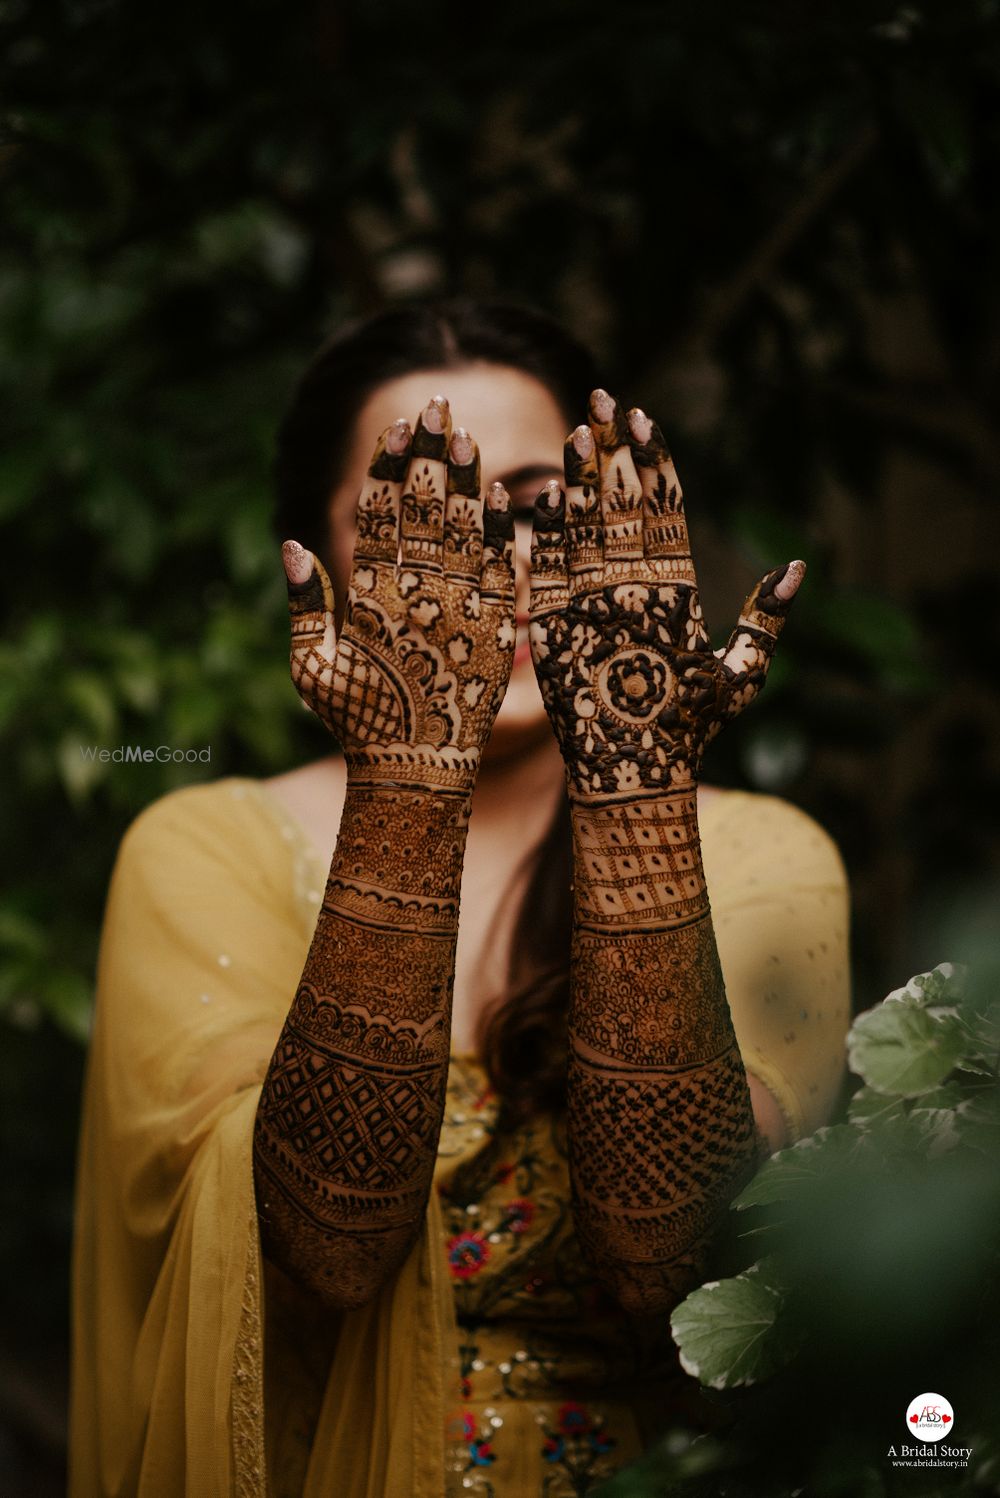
[
  {"xmin": 333, "ymin": 781, "xmax": 471, "ymax": 918},
  {"xmin": 562, "ymin": 753, "xmax": 701, "ymax": 808},
  {"xmin": 570, "ymin": 785, "xmax": 708, "ymax": 935},
  {"xmin": 344, "ymin": 743, "xmax": 481, "ymax": 797}
]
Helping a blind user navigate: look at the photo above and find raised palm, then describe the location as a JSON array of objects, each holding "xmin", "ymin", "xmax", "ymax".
[
  {"xmin": 283, "ymin": 399, "xmax": 516, "ymax": 791},
  {"xmin": 529, "ymin": 390, "xmax": 803, "ymax": 800}
]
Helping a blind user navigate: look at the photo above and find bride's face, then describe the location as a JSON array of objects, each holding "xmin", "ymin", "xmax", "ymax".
[{"xmin": 325, "ymin": 361, "xmax": 569, "ymax": 755}]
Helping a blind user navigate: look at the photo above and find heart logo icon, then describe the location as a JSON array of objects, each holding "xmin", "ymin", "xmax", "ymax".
[
  {"xmin": 942, "ymin": 1414, "xmax": 952, "ymax": 1424},
  {"xmin": 910, "ymin": 1415, "xmax": 919, "ymax": 1424}
]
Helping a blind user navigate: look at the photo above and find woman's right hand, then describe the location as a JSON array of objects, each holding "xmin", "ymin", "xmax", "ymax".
[{"xmin": 282, "ymin": 396, "xmax": 516, "ymax": 792}]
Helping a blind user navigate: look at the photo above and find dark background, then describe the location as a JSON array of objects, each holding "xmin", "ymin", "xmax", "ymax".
[{"xmin": 2, "ymin": 1, "xmax": 999, "ymax": 1488}]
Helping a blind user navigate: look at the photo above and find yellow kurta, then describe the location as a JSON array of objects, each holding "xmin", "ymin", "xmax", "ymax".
[{"xmin": 69, "ymin": 776, "xmax": 850, "ymax": 1497}]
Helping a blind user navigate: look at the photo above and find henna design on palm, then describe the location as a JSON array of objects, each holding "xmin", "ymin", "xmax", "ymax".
[
  {"xmin": 529, "ymin": 392, "xmax": 803, "ymax": 800},
  {"xmin": 284, "ymin": 401, "xmax": 516, "ymax": 792},
  {"xmin": 531, "ymin": 390, "xmax": 803, "ymax": 1314},
  {"xmin": 255, "ymin": 401, "xmax": 516, "ymax": 1310}
]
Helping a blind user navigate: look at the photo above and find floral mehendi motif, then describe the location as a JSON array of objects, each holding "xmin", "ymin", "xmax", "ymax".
[
  {"xmin": 529, "ymin": 403, "xmax": 799, "ymax": 800},
  {"xmin": 255, "ymin": 402, "xmax": 518, "ymax": 1311},
  {"xmin": 285, "ymin": 404, "xmax": 515, "ymax": 794},
  {"xmin": 529, "ymin": 390, "xmax": 803, "ymax": 1317}
]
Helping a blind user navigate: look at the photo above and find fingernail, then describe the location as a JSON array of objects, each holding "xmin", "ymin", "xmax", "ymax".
[
  {"xmin": 590, "ymin": 388, "xmax": 615, "ymax": 423},
  {"xmin": 572, "ymin": 424, "xmax": 594, "ymax": 458},
  {"xmin": 282, "ymin": 539, "xmax": 314, "ymax": 585},
  {"xmin": 544, "ymin": 479, "xmax": 562, "ymax": 510},
  {"xmin": 486, "ymin": 480, "xmax": 510, "ymax": 511},
  {"xmin": 774, "ymin": 559, "xmax": 806, "ymax": 601},
  {"xmin": 450, "ymin": 427, "xmax": 474, "ymax": 465},
  {"xmin": 423, "ymin": 396, "xmax": 448, "ymax": 433},
  {"xmin": 628, "ymin": 408, "xmax": 652, "ymax": 443},
  {"xmin": 386, "ymin": 418, "xmax": 411, "ymax": 454}
]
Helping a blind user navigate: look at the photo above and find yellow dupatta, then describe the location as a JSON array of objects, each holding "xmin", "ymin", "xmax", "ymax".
[{"xmin": 70, "ymin": 777, "xmax": 461, "ymax": 1497}]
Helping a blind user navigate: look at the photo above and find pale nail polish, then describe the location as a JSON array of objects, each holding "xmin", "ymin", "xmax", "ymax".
[
  {"xmin": 544, "ymin": 480, "xmax": 562, "ymax": 510},
  {"xmin": 590, "ymin": 388, "xmax": 615, "ymax": 423},
  {"xmin": 386, "ymin": 418, "xmax": 410, "ymax": 454},
  {"xmin": 282, "ymin": 539, "xmax": 314, "ymax": 585},
  {"xmin": 450, "ymin": 428, "xmax": 474, "ymax": 464},
  {"xmin": 628, "ymin": 408, "xmax": 652, "ymax": 443},
  {"xmin": 423, "ymin": 398, "xmax": 446, "ymax": 434},
  {"xmin": 774, "ymin": 559, "xmax": 806, "ymax": 601},
  {"xmin": 572, "ymin": 425, "xmax": 594, "ymax": 457},
  {"xmin": 486, "ymin": 481, "xmax": 509, "ymax": 510}
]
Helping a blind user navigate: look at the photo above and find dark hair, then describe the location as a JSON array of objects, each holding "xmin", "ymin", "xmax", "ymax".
[
  {"xmin": 274, "ymin": 298, "xmax": 598, "ymax": 560},
  {"xmin": 273, "ymin": 298, "xmax": 598, "ymax": 1127}
]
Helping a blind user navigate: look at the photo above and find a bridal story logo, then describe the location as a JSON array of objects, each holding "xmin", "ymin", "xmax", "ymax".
[
  {"xmin": 886, "ymin": 1392, "xmax": 971, "ymax": 1472},
  {"xmin": 906, "ymin": 1392, "xmax": 953, "ymax": 1442}
]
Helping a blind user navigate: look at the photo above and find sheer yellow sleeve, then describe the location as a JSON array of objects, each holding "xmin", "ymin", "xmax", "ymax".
[
  {"xmin": 69, "ymin": 778, "xmax": 459, "ymax": 1498},
  {"xmin": 700, "ymin": 791, "xmax": 852, "ymax": 1145}
]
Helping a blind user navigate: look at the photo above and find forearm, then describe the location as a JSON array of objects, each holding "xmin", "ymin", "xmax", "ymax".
[
  {"xmin": 567, "ymin": 784, "xmax": 762, "ymax": 1315},
  {"xmin": 253, "ymin": 780, "xmax": 469, "ymax": 1310}
]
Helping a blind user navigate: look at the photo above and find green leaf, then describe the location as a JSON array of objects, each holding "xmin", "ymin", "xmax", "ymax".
[
  {"xmin": 957, "ymin": 966, "xmax": 1000, "ymax": 1064},
  {"xmin": 847, "ymin": 1087, "xmax": 907, "ymax": 1129},
  {"xmin": 37, "ymin": 969, "xmax": 94, "ymax": 1044},
  {"xmin": 847, "ymin": 999, "xmax": 965, "ymax": 1097},
  {"xmin": 670, "ymin": 1260, "xmax": 797, "ymax": 1389},
  {"xmin": 56, "ymin": 733, "xmax": 108, "ymax": 800},
  {"xmin": 884, "ymin": 962, "xmax": 964, "ymax": 1009},
  {"xmin": 734, "ymin": 1125, "xmax": 864, "ymax": 1209},
  {"xmin": 0, "ymin": 909, "xmax": 46, "ymax": 960},
  {"xmin": 63, "ymin": 670, "xmax": 118, "ymax": 739},
  {"xmin": 958, "ymin": 1087, "xmax": 1000, "ymax": 1157}
]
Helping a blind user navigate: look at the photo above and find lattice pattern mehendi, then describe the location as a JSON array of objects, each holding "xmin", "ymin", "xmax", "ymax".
[
  {"xmin": 567, "ymin": 1044, "xmax": 757, "ymax": 1223},
  {"xmin": 255, "ymin": 982, "xmax": 448, "ymax": 1230},
  {"xmin": 529, "ymin": 390, "xmax": 806, "ymax": 1315},
  {"xmin": 286, "ymin": 402, "xmax": 516, "ymax": 795},
  {"xmin": 254, "ymin": 784, "xmax": 467, "ymax": 1301},
  {"xmin": 256, "ymin": 401, "xmax": 517, "ymax": 1310},
  {"xmin": 571, "ymin": 790, "xmax": 708, "ymax": 932}
]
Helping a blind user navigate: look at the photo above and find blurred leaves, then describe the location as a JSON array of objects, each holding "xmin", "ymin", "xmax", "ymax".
[{"xmin": 640, "ymin": 958, "xmax": 1000, "ymax": 1496}]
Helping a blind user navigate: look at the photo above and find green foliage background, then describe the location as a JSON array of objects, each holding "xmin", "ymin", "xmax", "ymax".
[{"xmin": 2, "ymin": 0, "xmax": 999, "ymax": 1482}]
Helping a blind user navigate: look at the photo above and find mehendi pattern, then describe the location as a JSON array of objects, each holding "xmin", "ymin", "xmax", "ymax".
[
  {"xmin": 529, "ymin": 392, "xmax": 798, "ymax": 1315},
  {"xmin": 255, "ymin": 401, "xmax": 517, "ymax": 1309}
]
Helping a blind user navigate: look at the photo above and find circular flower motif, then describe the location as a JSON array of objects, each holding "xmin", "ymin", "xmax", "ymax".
[
  {"xmin": 557, "ymin": 1402, "xmax": 593, "ymax": 1437},
  {"xmin": 504, "ymin": 1198, "xmax": 536, "ymax": 1234},
  {"xmin": 447, "ymin": 1231, "xmax": 491, "ymax": 1278},
  {"xmin": 605, "ymin": 651, "xmax": 668, "ymax": 719}
]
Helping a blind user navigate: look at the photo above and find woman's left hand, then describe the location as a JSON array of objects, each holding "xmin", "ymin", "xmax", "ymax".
[{"xmin": 529, "ymin": 388, "xmax": 805, "ymax": 801}]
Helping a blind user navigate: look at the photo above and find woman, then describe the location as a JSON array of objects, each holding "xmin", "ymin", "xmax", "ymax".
[{"xmin": 70, "ymin": 301, "xmax": 851, "ymax": 1498}]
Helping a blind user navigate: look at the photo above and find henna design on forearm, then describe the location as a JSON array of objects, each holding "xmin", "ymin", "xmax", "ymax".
[
  {"xmin": 530, "ymin": 392, "xmax": 801, "ymax": 1314},
  {"xmin": 254, "ymin": 786, "xmax": 469, "ymax": 1306},
  {"xmin": 567, "ymin": 793, "xmax": 758, "ymax": 1309},
  {"xmin": 256, "ymin": 403, "xmax": 516, "ymax": 1309}
]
